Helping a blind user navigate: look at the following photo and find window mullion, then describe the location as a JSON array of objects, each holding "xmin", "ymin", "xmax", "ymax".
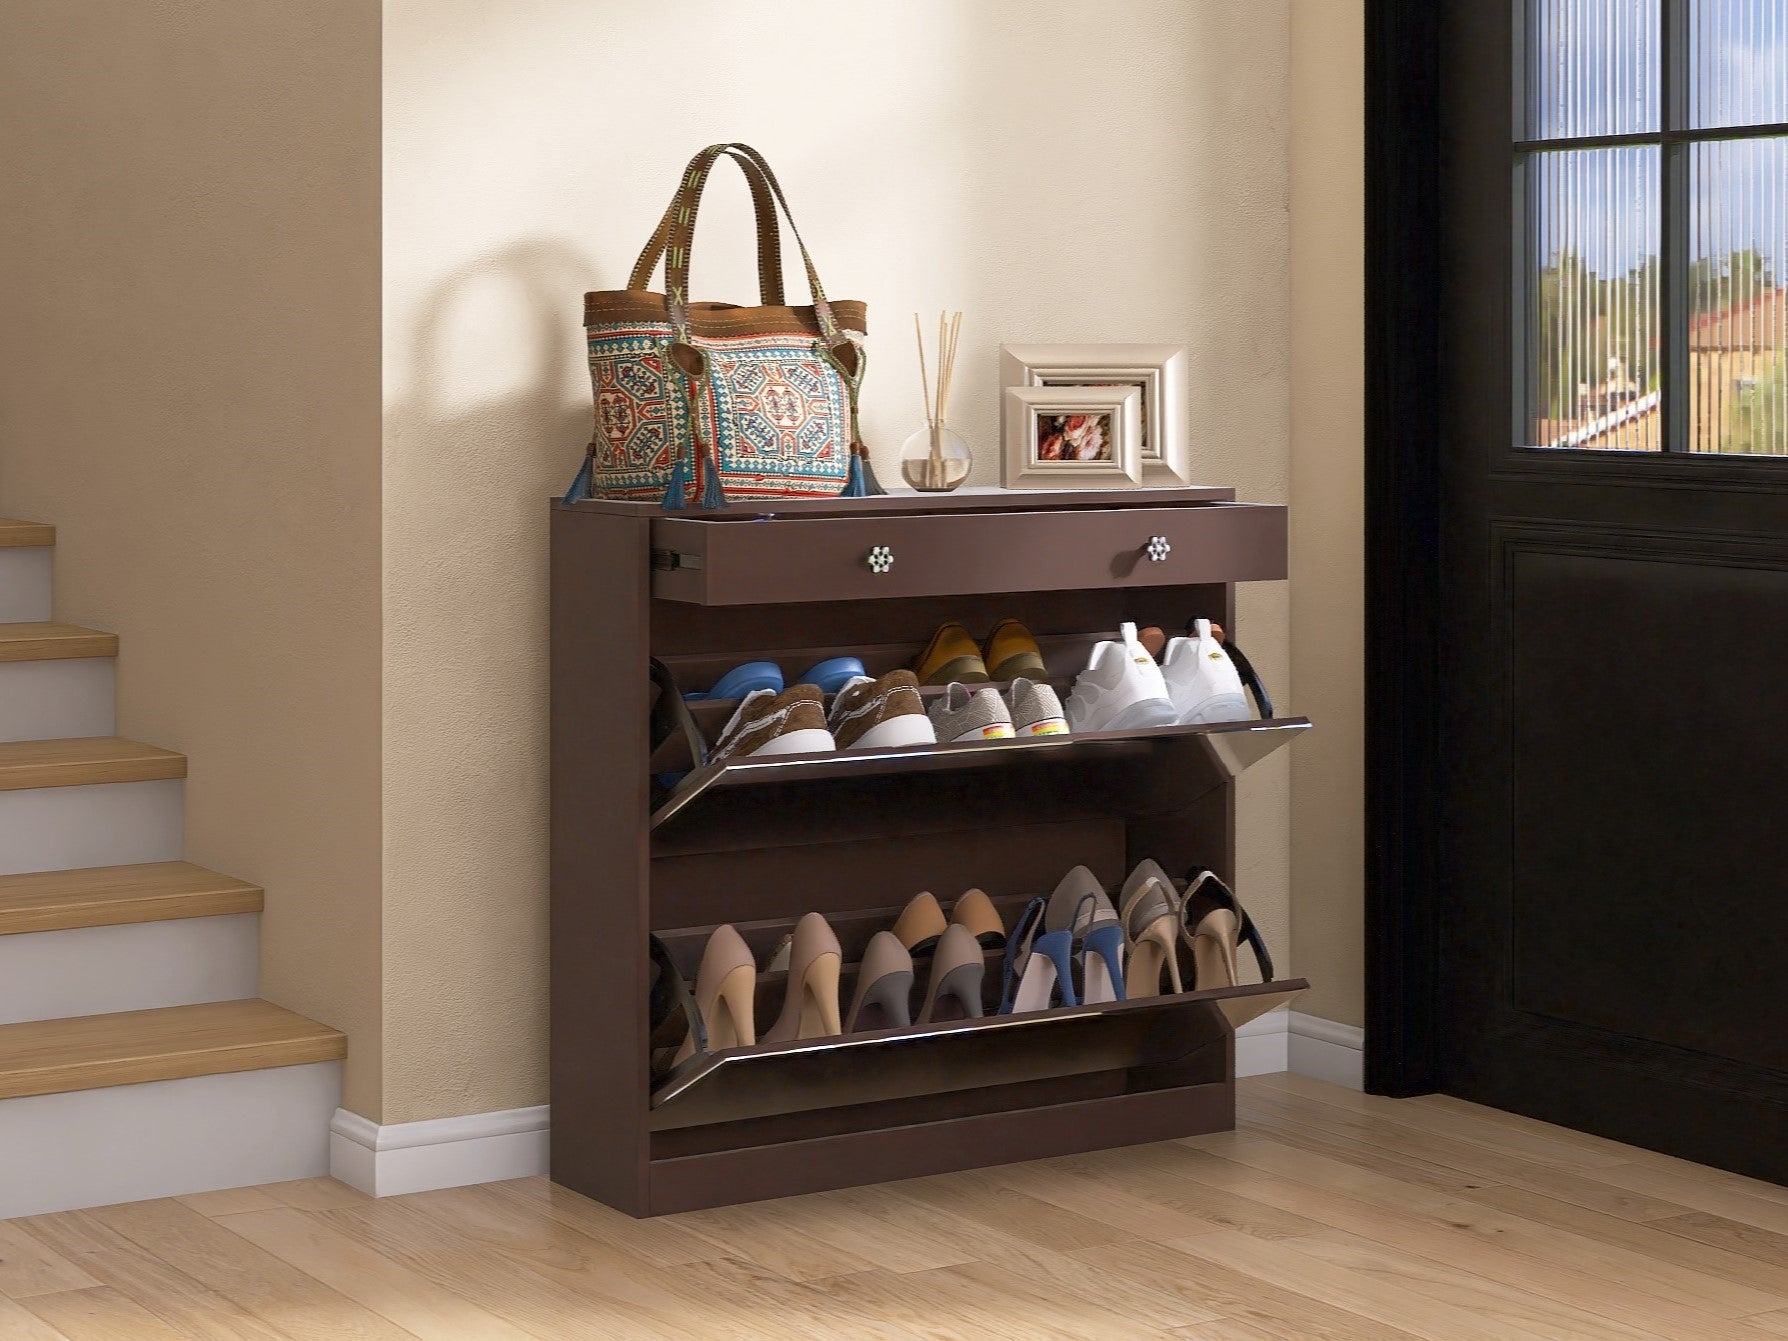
[{"xmin": 1661, "ymin": 0, "xmax": 1691, "ymax": 450}]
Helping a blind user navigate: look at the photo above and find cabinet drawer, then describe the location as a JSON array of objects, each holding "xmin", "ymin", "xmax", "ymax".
[{"xmin": 650, "ymin": 501, "xmax": 1287, "ymax": 604}]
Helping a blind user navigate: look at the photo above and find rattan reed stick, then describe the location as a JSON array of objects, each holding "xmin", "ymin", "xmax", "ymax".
[
  {"xmin": 914, "ymin": 313, "xmax": 935, "ymax": 429},
  {"xmin": 913, "ymin": 310, "xmax": 964, "ymax": 489}
]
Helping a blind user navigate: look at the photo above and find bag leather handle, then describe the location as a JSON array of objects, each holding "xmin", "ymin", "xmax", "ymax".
[
  {"xmin": 628, "ymin": 146, "xmax": 786, "ymax": 307},
  {"xmin": 660, "ymin": 144, "xmax": 844, "ymax": 354}
]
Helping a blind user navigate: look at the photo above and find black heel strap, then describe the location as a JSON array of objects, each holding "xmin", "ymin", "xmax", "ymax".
[
  {"xmin": 649, "ymin": 934, "xmax": 706, "ymax": 1078},
  {"xmin": 650, "ymin": 658, "xmax": 709, "ymax": 769}
]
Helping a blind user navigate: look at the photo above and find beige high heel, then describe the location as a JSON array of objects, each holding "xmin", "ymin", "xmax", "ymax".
[
  {"xmin": 1186, "ymin": 904, "xmax": 1241, "ymax": 988},
  {"xmin": 892, "ymin": 891, "xmax": 948, "ymax": 956},
  {"xmin": 672, "ymin": 924, "xmax": 758, "ymax": 1065},
  {"xmin": 762, "ymin": 911, "xmax": 843, "ymax": 1042},
  {"xmin": 1119, "ymin": 859, "xmax": 1183, "ymax": 998},
  {"xmin": 1182, "ymin": 867, "xmax": 1257, "ymax": 989},
  {"xmin": 948, "ymin": 887, "xmax": 1006, "ymax": 948},
  {"xmin": 1179, "ymin": 865, "xmax": 1274, "ymax": 988}
]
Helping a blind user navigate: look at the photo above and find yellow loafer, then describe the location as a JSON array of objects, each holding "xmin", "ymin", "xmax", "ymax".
[
  {"xmin": 914, "ymin": 620, "xmax": 988, "ymax": 685},
  {"xmin": 983, "ymin": 617, "xmax": 1047, "ymax": 681}
]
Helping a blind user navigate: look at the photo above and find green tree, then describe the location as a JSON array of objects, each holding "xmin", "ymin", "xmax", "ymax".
[{"xmin": 1728, "ymin": 349, "xmax": 1788, "ymax": 455}]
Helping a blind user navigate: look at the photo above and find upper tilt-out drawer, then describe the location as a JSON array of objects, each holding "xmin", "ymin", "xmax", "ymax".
[{"xmin": 649, "ymin": 496, "xmax": 1287, "ymax": 604}]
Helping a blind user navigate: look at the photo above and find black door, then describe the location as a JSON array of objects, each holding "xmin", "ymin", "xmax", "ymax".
[{"xmin": 1373, "ymin": 0, "xmax": 1788, "ymax": 1181}]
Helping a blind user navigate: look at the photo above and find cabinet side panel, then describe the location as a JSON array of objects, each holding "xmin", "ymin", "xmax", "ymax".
[{"xmin": 551, "ymin": 506, "xmax": 652, "ymax": 1212}]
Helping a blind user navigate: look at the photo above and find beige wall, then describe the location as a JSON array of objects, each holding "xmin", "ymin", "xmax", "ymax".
[
  {"xmin": 0, "ymin": 2, "xmax": 387, "ymax": 1114},
  {"xmin": 381, "ymin": 0, "xmax": 1296, "ymax": 1122},
  {"xmin": 0, "ymin": 0, "xmax": 1363, "ymax": 1130},
  {"xmin": 1289, "ymin": 0, "xmax": 1366, "ymax": 1028}
]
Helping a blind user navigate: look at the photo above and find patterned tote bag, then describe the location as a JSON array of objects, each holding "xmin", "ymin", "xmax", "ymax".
[{"xmin": 569, "ymin": 143, "xmax": 874, "ymax": 507}]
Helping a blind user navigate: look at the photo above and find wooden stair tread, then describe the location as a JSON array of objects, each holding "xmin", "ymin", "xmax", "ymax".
[
  {"xmin": 0, "ymin": 737, "xmax": 186, "ymax": 791},
  {"xmin": 0, "ymin": 518, "xmax": 55, "ymax": 548},
  {"xmin": 0, "ymin": 622, "xmax": 119, "ymax": 662},
  {"xmin": 0, "ymin": 862, "xmax": 262, "ymax": 936},
  {"xmin": 0, "ymin": 1000, "xmax": 345, "ymax": 1099}
]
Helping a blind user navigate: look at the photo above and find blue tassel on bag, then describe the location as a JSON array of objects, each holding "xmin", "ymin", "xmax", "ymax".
[
  {"xmin": 660, "ymin": 454, "xmax": 690, "ymax": 510},
  {"xmin": 561, "ymin": 453, "xmax": 594, "ymax": 505},
  {"xmin": 840, "ymin": 451, "xmax": 868, "ymax": 497},
  {"xmin": 698, "ymin": 450, "xmax": 725, "ymax": 509}
]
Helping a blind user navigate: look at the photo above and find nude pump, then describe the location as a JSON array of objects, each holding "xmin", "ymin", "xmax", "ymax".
[
  {"xmin": 1180, "ymin": 865, "xmax": 1273, "ymax": 989},
  {"xmin": 672, "ymin": 923, "xmax": 758, "ymax": 1065},
  {"xmin": 762, "ymin": 911, "xmax": 843, "ymax": 1043},
  {"xmin": 1120, "ymin": 858, "xmax": 1184, "ymax": 998}
]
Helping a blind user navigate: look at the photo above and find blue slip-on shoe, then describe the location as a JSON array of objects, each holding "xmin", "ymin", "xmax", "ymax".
[
  {"xmin": 687, "ymin": 661, "xmax": 784, "ymax": 702},
  {"xmin": 795, "ymin": 656, "xmax": 868, "ymax": 695}
]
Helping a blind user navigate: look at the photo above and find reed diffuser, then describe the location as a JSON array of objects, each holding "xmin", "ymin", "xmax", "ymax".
[{"xmin": 899, "ymin": 310, "xmax": 972, "ymax": 492}]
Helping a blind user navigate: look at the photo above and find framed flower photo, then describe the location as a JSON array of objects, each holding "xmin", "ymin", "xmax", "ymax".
[
  {"xmin": 1001, "ymin": 384, "xmax": 1143, "ymax": 489},
  {"xmin": 998, "ymin": 343, "xmax": 1190, "ymax": 486}
]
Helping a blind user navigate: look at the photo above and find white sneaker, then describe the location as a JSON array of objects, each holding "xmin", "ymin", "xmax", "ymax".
[
  {"xmin": 1161, "ymin": 619, "xmax": 1251, "ymax": 725},
  {"xmin": 1064, "ymin": 623, "xmax": 1179, "ymax": 733}
]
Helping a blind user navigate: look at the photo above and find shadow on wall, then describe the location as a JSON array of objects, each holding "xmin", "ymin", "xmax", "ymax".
[{"xmin": 379, "ymin": 239, "xmax": 598, "ymax": 1117}]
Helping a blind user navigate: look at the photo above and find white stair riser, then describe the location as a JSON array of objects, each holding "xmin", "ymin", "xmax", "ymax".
[
  {"xmin": 0, "ymin": 548, "xmax": 53, "ymax": 622},
  {"xmin": 0, "ymin": 1061, "xmax": 339, "ymax": 1219},
  {"xmin": 0, "ymin": 914, "xmax": 258, "ymax": 1024},
  {"xmin": 0, "ymin": 658, "xmax": 116, "ymax": 742},
  {"xmin": 0, "ymin": 779, "xmax": 183, "ymax": 875}
]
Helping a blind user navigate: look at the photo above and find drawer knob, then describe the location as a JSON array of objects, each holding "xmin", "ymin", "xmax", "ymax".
[
  {"xmin": 866, "ymin": 544, "xmax": 894, "ymax": 574},
  {"xmin": 1145, "ymin": 535, "xmax": 1173, "ymax": 563}
]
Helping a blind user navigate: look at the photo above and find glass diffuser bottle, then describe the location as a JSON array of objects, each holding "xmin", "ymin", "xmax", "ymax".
[{"xmin": 900, "ymin": 310, "xmax": 972, "ymax": 492}]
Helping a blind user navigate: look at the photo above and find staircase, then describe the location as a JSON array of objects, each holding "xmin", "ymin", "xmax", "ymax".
[{"xmin": 0, "ymin": 518, "xmax": 345, "ymax": 1219}]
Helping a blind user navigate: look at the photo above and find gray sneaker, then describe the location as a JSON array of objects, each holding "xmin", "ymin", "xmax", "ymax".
[
  {"xmin": 1005, "ymin": 677, "xmax": 1069, "ymax": 737},
  {"xmin": 928, "ymin": 683, "xmax": 1016, "ymax": 743}
]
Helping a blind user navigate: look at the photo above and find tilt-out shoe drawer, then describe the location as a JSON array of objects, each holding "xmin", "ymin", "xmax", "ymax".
[{"xmin": 648, "ymin": 498, "xmax": 1288, "ymax": 604}]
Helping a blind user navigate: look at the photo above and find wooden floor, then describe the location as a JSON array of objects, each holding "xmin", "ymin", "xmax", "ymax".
[{"xmin": 5, "ymin": 1075, "xmax": 1788, "ymax": 1340}]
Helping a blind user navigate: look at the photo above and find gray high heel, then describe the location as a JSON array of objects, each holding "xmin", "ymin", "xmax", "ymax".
[
  {"xmin": 847, "ymin": 931, "xmax": 915, "ymax": 1031},
  {"xmin": 918, "ymin": 923, "xmax": 986, "ymax": 1024}
]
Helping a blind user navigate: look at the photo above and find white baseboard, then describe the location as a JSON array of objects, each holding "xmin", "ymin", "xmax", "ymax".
[
  {"xmin": 0, "ymin": 779, "xmax": 183, "ymax": 875},
  {"xmin": 0, "ymin": 547, "xmax": 52, "ymax": 622},
  {"xmin": 1288, "ymin": 1012, "xmax": 1366, "ymax": 1089},
  {"xmin": 0, "ymin": 913, "xmax": 258, "ymax": 1024},
  {"xmin": 1236, "ymin": 1010, "xmax": 1365, "ymax": 1090},
  {"xmin": 1235, "ymin": 1010, "xmax": 1290, "ymax": 1077},
  {"xmin": 0, "ymin": 658, "xmax": 115, "ymax": 743},
  {"xmin": 329, "ymin": 1104, "xmax": 550, "ymax": 1198},
  {"xmin": 0, "ymin": 1061, "xmax": 339, "ymax": 1220}
]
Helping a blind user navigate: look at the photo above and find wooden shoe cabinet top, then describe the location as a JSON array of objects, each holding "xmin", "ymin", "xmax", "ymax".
[{"xmin": 550, "ymin": 487, "xmax": 1309, "ymax": 1217}]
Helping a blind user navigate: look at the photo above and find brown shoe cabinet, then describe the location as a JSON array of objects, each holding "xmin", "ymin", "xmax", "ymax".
[{"xmin": 551, "ymin": 487, "xmax": 1309, "ymax": 1217}]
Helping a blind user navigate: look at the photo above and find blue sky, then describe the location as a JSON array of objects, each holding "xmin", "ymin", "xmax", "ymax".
[{"xmin": 1530, "ymin": 0, "xmax": 1786, "ymax": 275}]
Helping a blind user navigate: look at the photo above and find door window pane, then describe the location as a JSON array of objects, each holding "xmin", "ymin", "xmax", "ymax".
[
  {"xmin": 1528, "ymin": 0, "xmax": 1661, "ymax": 138},
  {"xmin": 1692, "ymin": 0, "xmax": 1788, "ymax": 129},
  {"xmin": 1527, "ymin": 147, "xmax": 1662, "ymax": 450},
  {"xmin": 1690, "ymin": 137, "xmax": 1788, "ymax": 454}
]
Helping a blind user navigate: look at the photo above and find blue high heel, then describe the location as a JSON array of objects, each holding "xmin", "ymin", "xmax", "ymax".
[
  {"xmin": 1045, "ymin": 866, "xmax": 1127, "ymax": 1004},
  {"xmin": 1080, "ymin": 918, "xmax": 1127, "ymax": 1004},
  {"xmin": 998, "ymin": 896, "xmax": 1078, "ymax": 1014}
]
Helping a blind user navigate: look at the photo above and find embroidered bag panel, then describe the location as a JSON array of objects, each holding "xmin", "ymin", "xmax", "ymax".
[{"xmin": 588, "ymin": 320, "xmax": 863, "ymax": 501}]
